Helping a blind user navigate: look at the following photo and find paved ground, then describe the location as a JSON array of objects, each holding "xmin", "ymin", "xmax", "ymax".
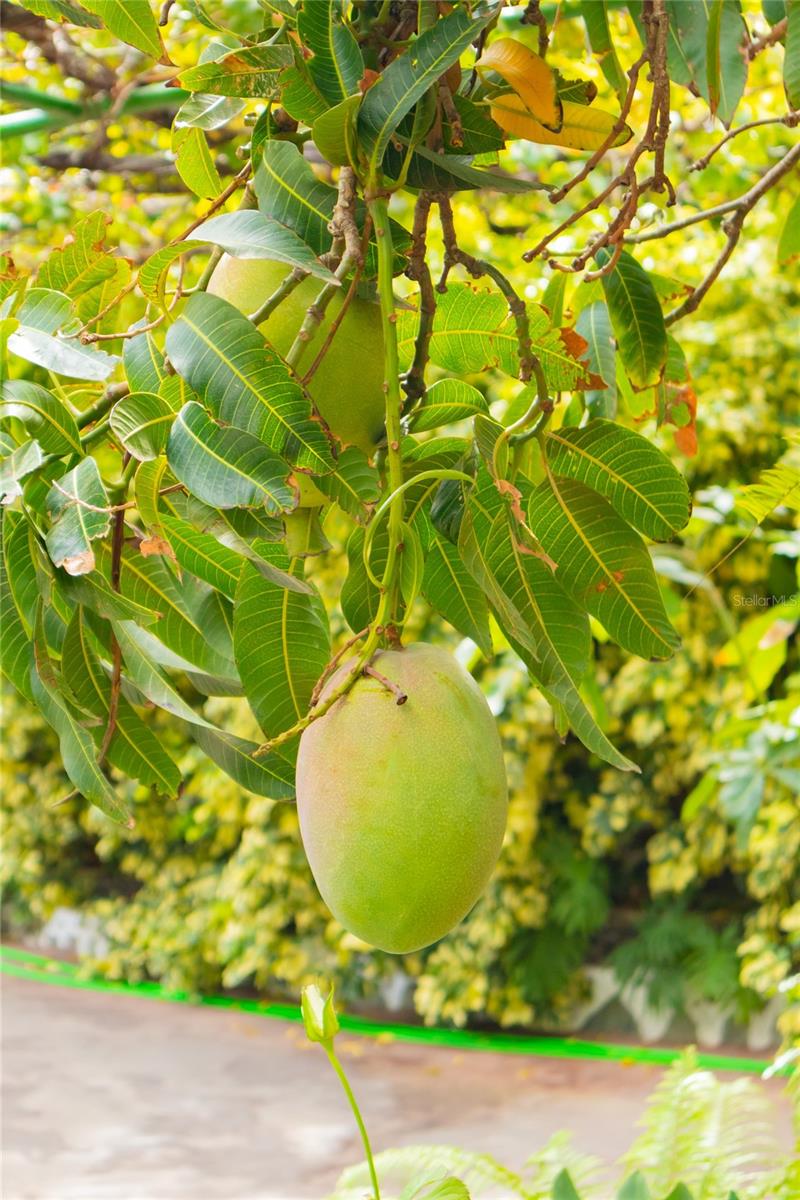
[{"xmin": 1, "ymin": 974, "xmax": 793, "ymax": 1200}]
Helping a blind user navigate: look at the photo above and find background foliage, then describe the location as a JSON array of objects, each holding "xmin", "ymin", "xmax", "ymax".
[{"xmin": 1, "ymin": 0, "xmax": 798, "ymax": 1046}]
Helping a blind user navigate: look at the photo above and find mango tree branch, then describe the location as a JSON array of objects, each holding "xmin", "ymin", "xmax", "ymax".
[
  {"xmin": 402, "ymin": 193, "xmax": 436, "ymax": 407},
  {"xmin": 665, "ymin": 139, "xmax": 800, "ymax": 325}
]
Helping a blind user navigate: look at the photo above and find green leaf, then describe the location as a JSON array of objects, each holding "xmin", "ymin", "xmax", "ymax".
[
  {"xmin": 552, "ymin": 1168, "xmax": 582, "ymax": 1200},
  {"xmin": 411, "ymin": 378, "xmax": 489, "ymax": 433},
  {"xmin": 97, "ymin": 543, "xmax": 237, "ymax": 678},
  {"xmin": 445, "ymin": 94, "xmax": 505, "ymax": 154},
  {"xmin": 0, "ymin": 440, "xmax": 44, "ymax": 504},
  {"xmin": 158, "ymin": 511, "xmax": 244, "ymax": 598},
  {"xmin": 460, "ymin": 472, "xmax": 636, "ymax": 770},
  {"xmin": 662, "ymin": 1186, "xmax": 694, "ymax": 1200},
  {"xmin": 133, "ymin": 456, "xmax": 168, "ymax": 532},
  {"xmin": 80, "ymin": 0, "xmax": 164, "ymax": 59},
  {"xmin": 110, "ymin": 620, "xmax": 295, "ymax": 798},
  {"xmin": 254, "ymin": 140, "xmax": 410, "ymax": 276},
  {"xmin": 616, "ymin": 1172, "xmax": 651, "ymax": 1200},
  {"xmin": 399, "ymin": 520, "xmax": 424, "ymax": 609},
  {"xmin": 0, "ymin": 512, "xmax": 33, "ymax": 700},
  {"xmin": 124, "ymin": 326, "xmax": 167, "ymax": 393},
  {"xmin": 13, "ymin": 287, "xmax": 70, "ymax": 332},
  {"xmin": 177, "ymin": 42, "xmax": 293, "ymax": 97},
  {"xmin": 60, "ymin": 572, "xmax": 158, "ymax": 626},
  {"xmin": 778, "ymin": 194, "xmax": 800, "ymax": 266},
  {"xmin": 575, "ymin": 302, "xmax": 616, "ymax": 418},
  {"xmin": 312, "ymin": 94, "xmax": 360, "ymax": 167},
  {"xmin": 297, "ymin": 0, "xmax": 364, "ymax": 104},
  {"xmin": 30, "ymin": 658, "xmax": 131, "ymax": 824},
  {"xmin": 420, "ymin": 520, "xmax": 493, "ymax": 657},
  {"xmin": 62, "ymin": 609, "xmax": 180, "ymax": 796},
  {"xmin": 544, "ymin": 419, "xmax": 691, "ymax": 540},
  {"xmin": 172, "ymin": 125, "xmax": 224, "ymax": 199},
  {"xmin": 37, "ymin": 212, "xmax": 117, "ymax": 297},
  {"xmin": 581, "ymin": 1, "xmax": 628, "ymax": 103},
  {"xmin": 786, "ymin": 0, "xmax": 800, "ymax": 107},
  {"xmin": 279, "ymin": 63, "xmax": 330, "ymax": 125},
  {"xmin": 234, "ymin": 545, "xmax": 329, "ymax": 739},
  {"xmin": 3, "ymin": 512, "xmax": 38, "ymax": 636},
  {"xmin": 386, "ymin": 141, "xmax": 540, "ymax": 194},
  {"xmin": 109, "ymin": 391, "xmax": 174, "ymax": 461},
  {"xmin": 12, "ymin": 0, "xmax": 101, "ymax": 26},
  {"xmin": 8, "ymin": 324, "xmax": 118, "ymax": 381},
  {"xmin": 528, "ymin": 475, "xmax": 681, "ymax": 660},
  {"xmin": 596, "ymin": 249, "xmax": 667, "ymax": 390},
  {"xmin": 166, "ymin": 401, "xmax": 296, "ymax": 514},
  {"xmin": 0, "ymin": 379, "xmax": 82, "ymax": 455},
  {"xmin": 358, "ymin": 6, "xmax": 494, "ymax": 175},
  {"xmin": 45, "ymin": 457, "xmax": 110, "ymax": 575},
  {"xmin": 341, "ymin": 522, "xmax": 389, "ymax": 633},
  {"xmin": 706, "ymin": 0, "xmax": 748, "ymax": 126},
  {"xmin": 312, "ymin": 445, "xmax": 381, "ymax": 520},
  {"xmin": 174, "ymin": 93, "xmax": 245, "ymax": 130},
  {"xmin": 187, "ymin": 211, "xmax": 337, "ymax": 280},
  {"xmin": 166, "ymin": 293, "xmax": 335, "ymax": 475}
]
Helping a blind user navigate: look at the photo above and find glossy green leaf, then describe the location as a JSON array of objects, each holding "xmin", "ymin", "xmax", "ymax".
[
  {"xmin": 190, "ymin": 722, "xmax": 295, "ymax": 797},
  {"xmin": 387, "ymin": 140, "xmax": 542, "ymax": 194},
  {"xmin": 459, "ymin": 472, "xmax": 636, "ymax": 770},
  {"xmin": 3, "ymin": 512, "xmax": 38, "ymax": 636},
  {"xmin": 596, "ymin": 249, "xmax": 667, "ymax": 390},
  {"xmin": 552, "ymin": 1169, "xmax": 582, "ymax": 1200},
  {"xmin": 0, "ymin": 440, "xmax": 44, "ymax": 504},
  {"xmin": 575, "ymin": 302, "xmax": 616, "ymax": 418},
  {"xmin": 134, "ymin": 456, "xmax": 169, "ymax": 532},
  {"xmin": 358, "ymin": 6, "xmax": 494, "ymax": 173},
  {"xmin": 0, "ymin": 512, "xmax": 33, "ymax": 700},
  {"xmin": 8, "ymin": 323, "xmax": 118, "ymax": 381},
  {"xmin": 581, "ymin": 1, "xmax": 628, "ymax": 103},
  {"xmin": 312, "ymin": 446, "xmax": 381, "ymax": 520},
  {"xmin": 37, "ymin": 212, "xmax": 116, "ymax": 297},
  {"xmin": 234, "ymin": 545, "xmax": 329, "ymax": 739},
  {"xmin": 172, "ymin": 125, "xmax": 224, "ymax": 199},
  {"xmin": 420, "ymin": 519, "xmax": 493, "ymax": 657},
  {"xmin": 341, "ymin": 522, "xmax": 390, "ymax": 633},
  {"xmin": 14, "ymin": 287, "xmax": 70, "ymax": 333},
  {"xmin": 254, "ymin": 140, "xmax": 410, "ymax": 276},
  {"xmin": 124, "ymin": 326, "xmax": 167, "ymax": 393},
  {"xmin": 45, "ymin": 457, "xmax": 110, "ymax": 575},
  {"xmin": 13, "ymin": 0, "xmax": 101, "ymax": 26},
  {"xmin": 706, "ymin": 0, "xmax": 748, "ymax": 126},
  {"xmin": 544, "ymin": 419, "xmax": 691, "ymax": 540},
  {"xmin": 411, "ymin": 378, "xmax": 489, "ymax": 433},
  {"xmin": 158, "ymin": 511, "xmax": 244, "ymax": 597},
  {"xmin": 445, "ymin": 94, "xmax": 505, "ymax": 154},
  {"xmin": 109, "ymin": 391, "xmax": 174, "ymax": 461},
  {"xmin": 0, "ymin": 379, "xmax": 82, "ymax": 454},
  {"xmin": 166, "ymin": 401, "xmax": 297, "ymax": 514},
  {"xmin": 312, "ymin": 94, "xmax": 360, "ymax": 167},
  {"xmin": 297, "ymin": 0, "xmax": 364, "ymax": 104},
  {"xmin": 279, "ymin": 63, "xmax": 330, "ymax": 125},
  {"xmin": 62, "ymin": 609, "xmax": 180, "ymax": 796},
  {"xmin": 174, "ymin": 93, "xmax": 245, "ymax": 130},
  {"xmin": 528, "ymin": 476, "xmax": 680, "ymax": 660},
  {"xmin": 81, "ymin": 0, "xmax": 164, "ymax": 59},
  {"xmin": 178, "ymin": 42, "xmax": 293, "ymax": 97},
  {"xmin": 166, "ymin": 293, "xmax": 335, "ymax": 475},
  {"xmin": 29, "ymin": 660, "xmax": 131, "ymax": 824},
  {"xmin": 60, "ymin": 572, "xmax": 159, "ymax": 626},
  {"xmin": 187, "ymin": 211, "xmax": 336, "ymax": 279}
]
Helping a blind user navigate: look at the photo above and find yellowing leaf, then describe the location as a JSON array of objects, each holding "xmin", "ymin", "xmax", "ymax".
[
  {"xmin": 490, "ymin": 94, "xmax": 632, "ymax": 151},
  {"xmin": 477, "ymin": 38, "xmax": 562, "ymax": 132}
]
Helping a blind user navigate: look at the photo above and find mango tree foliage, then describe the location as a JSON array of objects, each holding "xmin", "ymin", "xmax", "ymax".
[{"xmin": 0, "ymin": 0, "xmax": 798, "ymax": 827}]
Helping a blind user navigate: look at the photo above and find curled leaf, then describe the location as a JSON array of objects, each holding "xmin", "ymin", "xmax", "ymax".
[
  {"xmin": 477, "ymin": 37, "xmax": 562, "ymax": 131},
  {"xmin": 491, "ymin": 94, "xmax": 632, "ymax": 151}
]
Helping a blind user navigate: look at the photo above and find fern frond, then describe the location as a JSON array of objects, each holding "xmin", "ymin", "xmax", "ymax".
[
  {"xmin": 331, "ymin": 1144, "xmax": 528, "ymax": 1199},
  {"xmin": 622, "ymin": 1049, "xmax": 781, "ymax": 1199},
  {"xmin": 737, "ymin": 432, "xmax": 800, "ymax": 522},
  {"xmin": 522, "ymin": 1130, "xmax": 605, "ymax": 1199}
]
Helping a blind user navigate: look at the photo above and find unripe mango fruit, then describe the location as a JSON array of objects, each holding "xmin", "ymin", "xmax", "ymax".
[
  {"xmin": 296, "ymin": 643, "xmax": 508, "ymax": 953},
  {"xmin": 208, "ymin": 256, "xmax": 386, "ymax": 455}
]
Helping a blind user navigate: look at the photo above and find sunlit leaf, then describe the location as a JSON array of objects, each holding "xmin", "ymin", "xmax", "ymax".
[
  {"xmin": 297, "ymin": 0, "xmax": 364, "ymax": 104},
  {"xmin": 177, "ymin": 42, "xmax": 293, "ymax": 97},
  {"xmin": 110, "ymin": 391, "xmax": 174, "ymax": 461},
  {"xmin": 187, "ymin": 211, "xmax": 337, "ymax": 279},
  {"xmin": 491, "ymin": 95, "xmax": 632, "ymax": 150},
  {"xmin": 478, "ymin": 36, "xmax": 562, "ymax": 130},
  {"xmin": 596, "ymin": 249, "xmax": 667, "ymax": 390},
  {"xmin": 81, "ymin": 0, "xmax": 165, "ymax": 60},
  {"xmin": 45, "ymin": 457, "xmax": 110, "ymax": 575},
  {"xmin": 0, "ymin": 440, "xmax": 44, "ymax": 504},
  {"xmin": 172, "ymin": 125, "xmax": 224, "ymax": 199}
]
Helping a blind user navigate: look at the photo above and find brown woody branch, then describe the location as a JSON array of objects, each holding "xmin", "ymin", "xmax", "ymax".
[
  {"xmin": 690, "ymin": 112, "xmax": 800, "ymax": 172},
  {"xmin": 665, "ymin": 139, "xmax": 800, "ymax": 325},
  {"xmin": 402, "ymin": 193, "xmax": 436, "ymax": 406},
  {"xmin": 747, "ymin": 16, "xmax": 787, "ymax": 58},
  {"xmin": 1, "ymin": 1, "xmax": 115, "ymax": 92}
]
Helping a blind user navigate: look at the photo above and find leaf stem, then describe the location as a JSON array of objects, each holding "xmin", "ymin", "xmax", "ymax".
[{"xmin": 324, "ymin": 1047, "xmax": 381, "ymax": 1200}]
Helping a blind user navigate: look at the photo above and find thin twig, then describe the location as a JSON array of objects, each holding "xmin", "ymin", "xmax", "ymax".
[
  {"xmin": 403, "ymin": 193, "xmax": 435, "ymax": 407},
  {"xmin": 690, "ymin": 112, "xmax": 800, "ymax": 172},
  {"xmin": 81, "ymin": 313, "xmax": 165, "ymax": 344},
  {"xmin": 747, "ymin": 16, "xmax": 787, "ymax": 58},
  {"xmin": 665, "ymin": 140, "xmax": 800, "ymax": 325},
  {"xmin": 309, "ymin": 628, "xmax": 370, "ymax": 707}
]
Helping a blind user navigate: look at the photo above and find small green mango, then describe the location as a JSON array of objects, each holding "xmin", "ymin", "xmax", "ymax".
[
  {"xmin": 208, "ymin": 255, "xmax": 386, "ymax": 456},
  {"xmin": 296, "ymin": 643, "xmax": 508, "ymax": 953}
]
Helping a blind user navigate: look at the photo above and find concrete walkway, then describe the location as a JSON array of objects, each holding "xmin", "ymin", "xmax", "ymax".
[{"xmin": 1, "ymin": 974, "xmax": 793, "ymax": 1200}]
